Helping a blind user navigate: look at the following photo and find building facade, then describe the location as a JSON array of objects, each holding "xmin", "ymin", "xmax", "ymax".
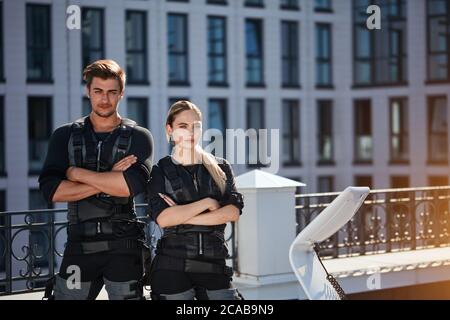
[{"xmin": 0, "ymin": 0, "xmax": 449, "ymax": 212}]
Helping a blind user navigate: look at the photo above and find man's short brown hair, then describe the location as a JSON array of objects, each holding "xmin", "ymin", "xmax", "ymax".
[{"xmin": 82, "ymin": 59, "xmax": 126, "ymax": 92}]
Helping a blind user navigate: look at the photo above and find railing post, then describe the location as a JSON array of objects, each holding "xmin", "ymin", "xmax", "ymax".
[
  {"xmin": 304, "ymin": 196, "xmax": 310, "ymax": 231},
  {"xmin": 5, "ymin": 213, "xmax": 12, "ymax": 294},
  {"xmin": 434, "ymin": 189, "xmax": 440, "ymax": 247},
  {"xmin": 48, "ymin": 212, "xmax": 55, "ymax": 279},
  {"xmin": 360, "ymin": 197, "xmax": 367, "ymax": 256},
  {"xmin": 234, "ymin": 170, "xmax": 305, "ymax": 299},
  {"xmin": 386, "ymin": 192, "xmax": 392, "ymax": 253},
  {"xmin": 409, "ymin": 190, "xmax": 416, "ymax": 251}
]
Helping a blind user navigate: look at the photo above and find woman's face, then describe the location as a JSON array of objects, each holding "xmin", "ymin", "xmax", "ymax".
[{"xmin": 167, "ymin": 109, "xmax": 202, "ymax": 150}]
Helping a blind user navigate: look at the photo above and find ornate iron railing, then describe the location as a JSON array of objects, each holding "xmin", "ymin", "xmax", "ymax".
[
  {"xmin": 295, "ymin": 186, "xmax": 450, "ymax": 259},
  {"xmin": 0, "ymin": 204, "xmax": 237, "ymax": 296}
]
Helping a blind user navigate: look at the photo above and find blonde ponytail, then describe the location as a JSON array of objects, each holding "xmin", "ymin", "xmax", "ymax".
[{"xmin": 201, "ymin": 149, "xmax": 227, "ymax": 195}]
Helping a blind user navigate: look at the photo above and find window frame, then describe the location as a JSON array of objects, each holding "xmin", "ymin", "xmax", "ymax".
[
  {"xmin": 81, "ymin": 7, "xmax": 105, "ymax": 70},
  {"xmin": 125, "ymin": 10, "xmax": 149, "ymax": 85},
  {"xmin": 207, "ymin": 16, "xmax": 228, "ymax": 87},
  {"xmin": 168, "ymin": 13, "xmax": 190, "ymax": 86}
]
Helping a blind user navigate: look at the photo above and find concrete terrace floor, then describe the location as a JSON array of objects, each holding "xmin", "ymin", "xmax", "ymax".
[{"xmin": 2, "ymin": 247, "xmax": 450, "ymax": 300}]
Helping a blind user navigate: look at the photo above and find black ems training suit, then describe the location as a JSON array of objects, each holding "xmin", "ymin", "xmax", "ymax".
[
  {"xmin": 39, "ymin": 116, "xmax": 153, "ymax": 300},
  {"xmin": 147, "ymin": 156, "xmax": 244, "ymax": 300}
]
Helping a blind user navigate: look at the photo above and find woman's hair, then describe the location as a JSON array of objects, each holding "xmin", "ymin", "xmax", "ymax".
[{"xmin": 166, "ymin": 100, "xmax": 227, "ymax": 194}]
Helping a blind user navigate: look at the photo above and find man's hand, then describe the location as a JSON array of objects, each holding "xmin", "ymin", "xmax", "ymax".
[
  {"xmin": 66, "ymin": 166, "xmax": 79, "ymax": 182},
  {"xmin": 112, "ymin": 155, "xmax": 137, "ymax": 172},
  {"xmin": 66, "ymin": 155, "xmax": 137, "ymax": 181}
]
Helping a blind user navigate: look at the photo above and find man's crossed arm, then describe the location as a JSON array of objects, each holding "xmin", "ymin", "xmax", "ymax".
[{"xmin": 52, "ymin": 155, "xmax": 137, "ymax": 202}]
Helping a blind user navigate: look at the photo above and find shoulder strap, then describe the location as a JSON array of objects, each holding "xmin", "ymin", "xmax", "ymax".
[
  {"xmin": 158, "ymin": 157, "xmax": 184, "ymax": 193},
  {"xmin": 113, "ymin": 118, "xmax": 136, "ymax": 163},
  {"xmin": 69, "ymin": 116, "xmax": 88, "ymax": 167}
]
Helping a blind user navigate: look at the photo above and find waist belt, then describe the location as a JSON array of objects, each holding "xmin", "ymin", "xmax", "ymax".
[
  {"xmin": 69, "ymin": 219, "xmax": 143, "ymax": 238},
  {"xmin": 69, "ymin": 221, "xmax": 113, "ymax": 237},
  {"xmin": 68, "ymin": 199, "xmax": 134, "ymax": 224},
  {"xmin": 65, "ymin": 239, "xmax": 143, "ymax": 255},
  {"xmin": 152, "ymin": 255, "xmax": 233, "ymax": 277},
  {"xmin": 163, "ymin": 224, "xmax": 224, "ymax": 236}
]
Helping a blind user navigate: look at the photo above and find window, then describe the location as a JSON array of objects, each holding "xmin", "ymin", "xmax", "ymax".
[
  {"xmin": 207, "ymin": 0, "xmax": 228, "ymax": 4},
  {"xmin": 0, "ymin": 96, "xmax": 4, "ymax": 174},
  {"xmin": 82, "ymin": 97, "xmax": 91, "ymax": 116},
  {"xmin": 246, "ymin": 99, "xmax": 265, "ymax": 167},
  {"xmin": 281, "ymin": 21, "xmax": 300, "ymax": 87},
  {"xmin": 0, "ymin": 2, "xmax": 4, "ymax": 81},
  {"xmin": 26, "ymin": 4, "xmax": 52, "ymax": 82},
  {"xmin": 317, "ymin": 100, "xmax": 334, "ymax": 164},
  {"xmin": 168, "ymin": 14, "xmax": 189, "ymax": 85},
  {"xmin": 353, "ymin": 0, "xmax": 407, "ymax": 86},
  {"xmin": 208, "ymin": 99, "xmax": 228, "ymax": 157},
  {"xmin": 245, "ymin": 0, "xmax": 264, "ymax": 7},
  {"xmin": 126, "ymin": 11, "xmax": 148, "ymax": 84},
  {"xmin": 389, "ymin": 98, "xmax": 409, "ymax": 163},
  {"xmin": 0, "ymin": 190, "xmax": 3, "ymax": 212},
  {"xmin": 354, "ymin": 99, "xmax": 372, "ymax": 163},
  {"xmin": 428, "ymin": 96, "xmax": 448, "ymax": 164},
  {"xmin": 355, "ymin": 175, "xmax": 373, "ymax": 189},
  {"xmin": 283, "ymin": 100, "xmax": 301, "ymax": 165},
  {"xmin": 245, "ymin": 19, "xmax": 264, "ymax": 86},
  {"xmin": 318, "ymin": 176, "xmax": 334, "ymax": 193},
  {"xmin": 316, "ymin": 23, "xmax": 332, "ymax": 88},
  {"xmin": 315, "ymin": 0, "xmax": 332, "ymax": 12},
  {"xmin": 82, "ymin": 8, "xmax": 104, "ymax": 69},
  {"xmin": 28, "ymin": 97, "xmax": 52, "ymax": 174},
  {"xmin": 29, "ymin": 189, "xmax": 52, "ymax": 212},
  {"xmin": 128, "ymin": 98, "xmax": 149, "ymax": 129},
  {"xmin": 169, "ymin": 97, "xmax": 190, "ymax": 109},
  {"xmin": 288, "ymin": 176, "xmax": 304, "ymax": 196},
  {"xmin": 0, "ymin": 191, "xmax": 6, "ymax": 275},
  {"xmin": 208, "ymin": 16, "xmax": 227, "ymax": 86},
  {"xmin": 280, "ymin": 0, "xmax": 299, "ymax": 10},
  {"xmin": 391, "ymin": 176, "xmax": 409, "ymax": 189},
  {"xmin": 429, "ymin": 176, "xmax": 449, "ymax": 186},
  {"xmin": 391, "ymin": 175, "xmax": 410, "ymax": 198},
  {"xmin": 427, "ymin": 0, "xmax": 450, "ymax": 82}
]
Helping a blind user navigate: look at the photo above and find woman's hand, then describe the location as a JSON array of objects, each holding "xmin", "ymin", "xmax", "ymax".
[
  {"xmin": 205, "ymin": 197, "xmax": 220, "ymax": 211},
  {"xmin": 159, "ymin": 193, "xmax": 177, "ymax": 207},
  {"xmin": 158, "ymin": 194, "xmax": 220, "ymax": 212},
  {"xmin": 112, "ymin": 155, "xmax": 137, "ymax": 172}
]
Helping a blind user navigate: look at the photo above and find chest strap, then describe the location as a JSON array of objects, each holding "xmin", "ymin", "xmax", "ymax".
[{"xmin": 158, "ymin": 157, "xmax": 184, "ymax": 194}]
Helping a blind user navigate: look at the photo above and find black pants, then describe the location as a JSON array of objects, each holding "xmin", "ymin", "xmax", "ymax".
[
  {"xmin": 55, "ymin": 251, "xmax": 143, "ymax": 300},
  {"xmin": 150, "ymin": 267, "xmax": 242, "ymax": 300}
]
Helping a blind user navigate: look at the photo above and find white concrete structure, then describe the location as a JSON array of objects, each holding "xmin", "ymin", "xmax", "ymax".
[{"xmin": 233, "ymin": 170, "xmax": 305, "ymax": 299}]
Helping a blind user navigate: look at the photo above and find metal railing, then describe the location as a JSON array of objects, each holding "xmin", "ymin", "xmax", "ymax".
[
  {"xmin": 0, "ymin": 204, "xmax": 237, "ymax": 296},
  {"xmin": 296, "ymin": 186, "xmax": 450, "ymax": 259}
]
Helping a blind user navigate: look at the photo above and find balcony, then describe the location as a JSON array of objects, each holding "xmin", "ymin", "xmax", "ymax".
[{"xmin": 1, "ymin": 171, "xmax": 450, "ymax": 299}]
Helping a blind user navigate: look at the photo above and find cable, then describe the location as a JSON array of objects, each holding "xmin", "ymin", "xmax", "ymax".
[{"xmin": 313, "ymin": 243, "xmax": 347, "ymax": 300}]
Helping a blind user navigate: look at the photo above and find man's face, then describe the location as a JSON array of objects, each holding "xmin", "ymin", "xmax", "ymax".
[{"xmin": 86, "ymin": 77, "xmax": 123, "ymax": 118}]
